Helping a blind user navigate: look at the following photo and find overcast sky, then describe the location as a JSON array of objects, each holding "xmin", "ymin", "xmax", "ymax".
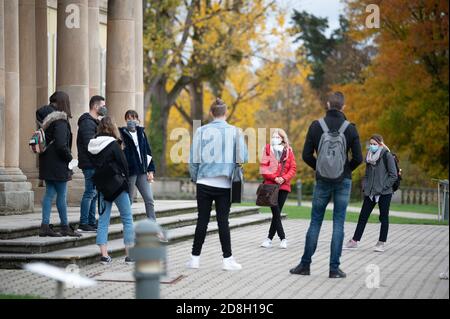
[{"xmin": 283, "ymin": 0, "xmax": 345, "ymax": 36}]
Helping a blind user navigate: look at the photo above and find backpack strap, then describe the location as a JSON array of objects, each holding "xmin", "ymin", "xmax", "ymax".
[
  {"xmin": 318, "ymin": 118, "xmax": 329, "ymax": 133},
  {"xmin": 383, "ymin": 150, "xmax": 392, "ymax": 170},
  {"xmin": 338, "ymin": 120, "xmax": 350, "ymax": 134}
]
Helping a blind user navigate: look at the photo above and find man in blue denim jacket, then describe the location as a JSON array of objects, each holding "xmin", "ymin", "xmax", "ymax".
[{"xmin": 187, "ymin": 98, "xmax": 248, "ymax": 271}]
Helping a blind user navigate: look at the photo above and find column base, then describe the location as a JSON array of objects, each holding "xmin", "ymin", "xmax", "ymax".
[{"xmin": 0, "ymin": 168, "xmax": 34, "ymax": 215}]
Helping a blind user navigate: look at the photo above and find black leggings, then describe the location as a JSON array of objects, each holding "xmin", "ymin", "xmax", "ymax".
[
  {"xmin": 268, "ymin": 190, "xmax": 289, "ymax": 240},
  {"xmin": 192, "ymin": 184, "xmax": 232, "ymax": 258},
  {"xmin": 353, "ymin": 194, "xmax": 393, "ymax": 242}
]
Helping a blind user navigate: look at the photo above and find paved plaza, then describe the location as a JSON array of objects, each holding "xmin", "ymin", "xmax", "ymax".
[{"xmin": 0, "ymin": 219, "xmax": 448, "ymax": 299}]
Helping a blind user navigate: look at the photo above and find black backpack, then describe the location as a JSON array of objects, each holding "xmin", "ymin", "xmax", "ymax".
[
  {"xmin": 384, "ymin": 152, "xmax": 402, "ymax": 192},
  {"xmin": 93, "ymin": 160, "xmax": 127, "ymax": 203}
]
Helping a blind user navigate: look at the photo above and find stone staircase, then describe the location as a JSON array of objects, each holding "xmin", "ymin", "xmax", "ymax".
[{"xmin": 0, "ymin": 201, "xmax": 280, "ymax": 269}]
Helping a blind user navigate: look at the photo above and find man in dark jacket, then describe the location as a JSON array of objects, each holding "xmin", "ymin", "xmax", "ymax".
[
  {"xmin": 76, "ymin": 95, "xmax": 107, "ymax": 232},
  {"xmin": 290, "ymin": 92, "xmax": 363, "ymax": 279}
]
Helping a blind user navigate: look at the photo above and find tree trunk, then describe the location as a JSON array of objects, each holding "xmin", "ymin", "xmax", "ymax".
[
  {"xmin": 148, "ymin": 79, "xmax": 170, "ymax": 176},
  {"xmin": 189, "ymin": 79, "xmax": 204, "ymax": 123}
]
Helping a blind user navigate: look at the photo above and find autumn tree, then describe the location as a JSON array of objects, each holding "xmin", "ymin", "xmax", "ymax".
[
  {"xmin": 143, "ymin": 0, "xmax": 278, "ymax": 175},
  {"xmin": 339, "ymin": 0, "xmax": 449, "ymax": 180},
  {"xmin": 290, "ymin": 11, "xmax": 374, "ymax": 101}
]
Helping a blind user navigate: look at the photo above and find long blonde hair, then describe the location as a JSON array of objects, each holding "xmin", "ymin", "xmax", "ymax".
[{"xmin": 273, "ymin": 128, "xmax": 290, "ymax": 148}]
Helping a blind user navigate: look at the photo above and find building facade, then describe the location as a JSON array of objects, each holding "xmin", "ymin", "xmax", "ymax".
[{"xmin": 0, "ymin": 0, "xmax": 144, "ymax": 214}]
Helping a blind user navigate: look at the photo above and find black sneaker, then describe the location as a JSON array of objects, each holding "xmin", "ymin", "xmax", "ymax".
[
  {"xmin": 329, "ymin": 268, "xmax": 347, "ymax": 279},
  {"xmin": 78, "ymin": 224, "xmax": 97, "ymax": 233},
  {"xmin": 100, "ymin": 256, "xmax": 112, "ymax": 265},
  {"xmin": 289, "ymin": 264, "xmax": 310, "ymax": 276},
  {"xmin": 125, "ymin": 257, "xmax": 135, "ymax": 265}
]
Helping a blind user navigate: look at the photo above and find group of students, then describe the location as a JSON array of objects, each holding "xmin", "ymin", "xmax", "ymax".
[
  {"xmin": 36, "ymin": 92, "xmax": 156, "ymax": 264},
  {"xmin": 187, "ymin": 93, "xmax": 399, "ymax": 277},
  {"xmin": 35, "ymin": 91, "xmax": 399, "ymax": 273}
]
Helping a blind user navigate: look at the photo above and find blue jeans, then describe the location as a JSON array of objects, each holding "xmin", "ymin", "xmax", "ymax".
[
  {"xmin": 128, "ymin": 174, "xmax": 156, "ymax": 220},
  {"xmin": 42, "ymin": 181, "xmax": 69, "ymax": 226},
  {"xmin": 96, "ymin": 191, "xmax": 135, "ymax": 246},
  {"xmin": 300, "ymin": 178, "xmax": 352, "ymax": 271},
  {"xmin": 80, "ymin": 169, "xmax": 97, "ymax": 225}
]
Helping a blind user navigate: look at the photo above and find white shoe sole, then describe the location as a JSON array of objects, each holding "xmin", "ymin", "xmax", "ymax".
[
  {"xmin": 77, "ymin": 229, "xmax": 97, "ymax": 233},
  {"xmin": 186, "ymin": 263, "xmax": 200, "ymax": 269},
  {"xmin": 222, "ymin": 266, "xmax": 242, "ymax": 271},
  {"xmin": 374, "ymin": 248, "xmax": 385, "ymax": 252}
]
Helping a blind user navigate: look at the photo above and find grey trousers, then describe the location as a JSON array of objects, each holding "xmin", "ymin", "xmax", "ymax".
[{"xmin": 128, "ymin": 174, "xmax": 156, "ymax": 221}]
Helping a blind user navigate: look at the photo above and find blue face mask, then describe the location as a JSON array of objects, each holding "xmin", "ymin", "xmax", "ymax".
[
  {"xmin": 369, "ymin": 145, "xmax": 379, "ymax": 153},
  {"xmin": 127, "ymin": 120, "xmax": 137, "ymax": 132}
]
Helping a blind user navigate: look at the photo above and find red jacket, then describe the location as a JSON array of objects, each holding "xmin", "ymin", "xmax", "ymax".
[{"xmin": 260, "ymin": 144, "xmax": 297, "ymax": 192}]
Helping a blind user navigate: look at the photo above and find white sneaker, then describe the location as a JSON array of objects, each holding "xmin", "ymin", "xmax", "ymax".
[
  {"xmin": 260, "ymin": 238, "xmax": 272, "ymax": 248},
  {"xmin": 222, "ymin": 256, "xmax": 242, "ymax": 271},
  {"xmin": 186, "ymin": 255, "xmax": 200, "ymax": 269},
  {"xmin": 280, "ymin": 239, "xmax": 288, "ymax": 249},
  {"xmin": 343, "ymin": 239, "xmax": 358, "ymax": 250},
  {"xmin": 374, "ymin": 241, "xmax": 386, "ymax": 252}
]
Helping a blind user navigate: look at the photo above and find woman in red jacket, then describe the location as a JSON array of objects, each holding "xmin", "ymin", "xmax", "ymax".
[{"xmin": 259, "ymin": 129, "xmax": 297, "ymax": 249}]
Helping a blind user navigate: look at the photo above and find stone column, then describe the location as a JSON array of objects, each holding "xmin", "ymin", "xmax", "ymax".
[
  {"xmin": 56, "ymin": 0, "xmax": 89, "ymax": 158},
  {"xmin": 0, "ymin": 0, "xmax": 5, "ymax": 168},
  {"xmin": 55, "ymin": 0, "xmax": 90, "ymax": 205},
  {"xmin": 135, "ymin": 0, "xmax": 144, "ymax": 121},
  {"xmin": 1, "ymin": 0, "xmax": 34, "ymax": 214},
  {"xmin": 106, "ymin": 0, "xmax": 136, "ymax": 123},
  {"xmin": 89, "ymin": 0, "xmax": 100, "ymax": 97},
  {"xmin": 18, "ymin": 0, "xmax": 38, "ymax": 179},
  {"xmin": 35, "ymin": 0, "xmax": 49, "ymax": 107},
  {"xmin": 4, "ymin": 0, "xmax": 21, "ymax": 168}
]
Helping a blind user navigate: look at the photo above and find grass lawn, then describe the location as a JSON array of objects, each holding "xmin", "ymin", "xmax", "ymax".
[
  {"xmin": 349, "ymin": 202, "xmax": 439, "ymax": 215},
  {"xmin": 0, "ymin": 294, "xmax": 42, "ymax": 299},
  {"xmin": 238, "ymin": 203, "xmax": 448, "ymax": 226}
]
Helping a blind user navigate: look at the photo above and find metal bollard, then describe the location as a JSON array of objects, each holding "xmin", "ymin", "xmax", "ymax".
[
  {"xmin": 296, "ymin": 180, "xmax": 302, "ymax": 207},
  {"xmin": 130, "ymin": 219, "xmax": 167, "ymax": 299},
  {"xmin": 443, "ymin": 181, "xmax": 449, "ymax": 221}
]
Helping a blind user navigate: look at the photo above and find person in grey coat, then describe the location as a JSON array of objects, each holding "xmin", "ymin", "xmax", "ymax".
[{"xmin": 344, "ymin": 134, "xmax": 398, "ymax": 252}]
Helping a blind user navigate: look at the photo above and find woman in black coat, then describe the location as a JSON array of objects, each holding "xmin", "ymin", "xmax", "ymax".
[
  {"xmin": 37, "ymin": 91, "xmax": 81, "ymax": 238},
  {"xmin": 88, "ymin": 116, "xmax": 135, "ymax": 265}
]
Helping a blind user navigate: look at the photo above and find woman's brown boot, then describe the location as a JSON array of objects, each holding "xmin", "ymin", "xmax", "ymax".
[
  {"xmin": 60, "ymin": 225, "xmax": 82, "ymax": 237},
  {"xmin": 39, "ymin": 224, "xmax": 62, "ymax": 237}
]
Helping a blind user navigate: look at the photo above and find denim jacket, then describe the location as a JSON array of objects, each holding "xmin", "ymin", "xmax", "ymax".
[{"xmin": 189, "ymin": 119, "xmax": 248, "ymax": 182}]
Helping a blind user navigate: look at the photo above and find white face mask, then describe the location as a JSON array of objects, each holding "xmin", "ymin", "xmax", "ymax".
[{"xmin": 271, "ymin": 137, "xmax": 282, "ymax": 145}]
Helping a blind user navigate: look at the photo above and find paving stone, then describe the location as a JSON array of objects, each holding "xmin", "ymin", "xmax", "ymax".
[{"xmin": 0, "ymin": 219, "xmax": 447, "ymax": 299}]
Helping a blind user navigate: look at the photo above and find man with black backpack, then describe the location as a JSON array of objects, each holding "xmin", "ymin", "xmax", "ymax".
[{"xmin": 290, "ymin": 92, "xmax": 363, "ymax": 279}]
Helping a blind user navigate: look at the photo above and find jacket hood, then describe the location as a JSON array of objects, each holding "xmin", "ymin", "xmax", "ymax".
[
  {"xmin": 88, "ymin": 136, "xmax": 116, "ymax": 155},
  {"xmin": 78, "ymin": 112, "xmax": 98, "ymax": 126},
  {"xmin": 41, "ymin": 111, "xmax": 68, "ymax": 130},
  {"xmin": 326, "ymin": 109, "xmax": 348, "ymax": 121}
]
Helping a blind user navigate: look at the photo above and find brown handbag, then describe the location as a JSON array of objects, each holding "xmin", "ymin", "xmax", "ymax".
[{"xmin": 256, "ymin": 152, "xmax": 286, "ymax": 207}]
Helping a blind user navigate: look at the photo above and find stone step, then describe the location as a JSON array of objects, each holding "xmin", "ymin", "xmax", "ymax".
[
  {"xmin": 0, "ymin": 207, "xmax": 259, "ymax": 254},
  {"xmin": 0, "ymin": 201, "xmax": 202, "ymax": 240},
  {"xmin": 0, "ymin": 213, "xmax": 279, "ymax": 269}
]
